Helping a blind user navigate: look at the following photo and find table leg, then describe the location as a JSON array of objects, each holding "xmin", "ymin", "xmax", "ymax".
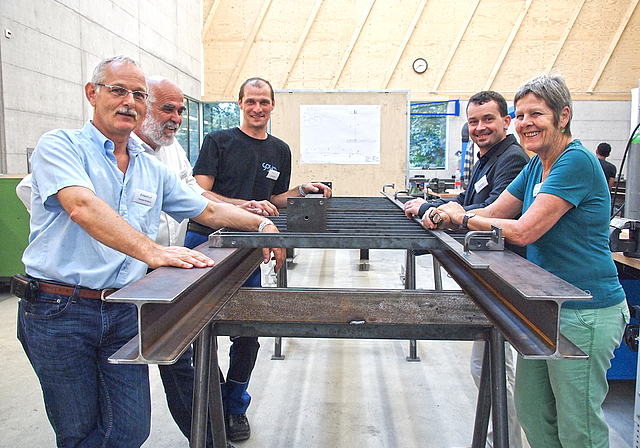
[
  {"xmin": 490, "ymin": 328, "xmax": 508, "ymax": 448},
  {"xmin": 471, "ymin": 341, "xmax": 490, "ymax": 448},
  {"xmin": 405, "ymin": 250, "xmax": 420, "ymax": 362}
]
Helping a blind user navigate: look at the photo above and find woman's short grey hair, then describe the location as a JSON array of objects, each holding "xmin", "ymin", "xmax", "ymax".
[
  {"xmin": 91, "ymin": 55, "xmax": 145, "ymax": 86},
  {"xmin": 514, "ymin": 73, "xmax": 573, "ymax": 136}
]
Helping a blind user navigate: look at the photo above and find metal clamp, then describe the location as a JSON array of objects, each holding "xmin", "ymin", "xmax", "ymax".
[
  {"xmin": 464, "ymin": 226, "xmax": 505, "ymax": 253},
  {"xmin": 394, "ymin": 190, "xmax": 409, "ymax": 200}
]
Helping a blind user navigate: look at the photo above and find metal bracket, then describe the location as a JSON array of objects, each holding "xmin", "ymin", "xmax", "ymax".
[
  {"xmin": 287, "ymin": 196, "xmax": 327, "ymax": 232},
  {"xmin": 464, "ymin": 226, "xmax": 505, "ymax": 252},
  {"xmin": 394, "ymin": 190, "xmax": 409, "ymax": 200}
]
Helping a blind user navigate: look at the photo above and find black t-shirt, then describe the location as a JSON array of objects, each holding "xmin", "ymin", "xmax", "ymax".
[
  {"xmin": 193, "ymin": 127, "xmax": 292, "ymax": 201},
  {"xmin": 599, "ymin": 158, "xmax": 617, "ymax": 182}
]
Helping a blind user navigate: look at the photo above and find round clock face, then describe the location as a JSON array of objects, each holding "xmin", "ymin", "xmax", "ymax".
[{"xmin": 413, "ymin": 58, "xmax": 428, "ymax": 74}]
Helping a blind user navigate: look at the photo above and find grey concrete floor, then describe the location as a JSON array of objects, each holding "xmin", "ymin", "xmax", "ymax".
[{"xmin": 0, "ymin": 249, "xmax": 635, "ymax": 447}]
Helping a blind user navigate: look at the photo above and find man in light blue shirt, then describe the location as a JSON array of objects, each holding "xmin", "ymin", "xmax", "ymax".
[{"xmin": 15, "ymin": 55, "xmax": 283, "ymax": 448}]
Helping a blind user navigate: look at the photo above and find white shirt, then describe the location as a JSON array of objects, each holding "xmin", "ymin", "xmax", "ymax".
[{"xmin": 131, "ymin": 133, "xmax": 205, "ymax": 246}]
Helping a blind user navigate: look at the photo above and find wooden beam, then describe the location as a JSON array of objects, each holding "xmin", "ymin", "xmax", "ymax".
[
  {"xmin": 483, "ymin": 0, "xmax": 533, "ymax": 91},
  {"xmin": 330, "ymin": 0, "xmax": 376, "ymax": 89},
  {"xmin": 431, "ymin": 0, "xmax": 481, "ymax": 91},
  {"xmin": 544, "ymin": 0, "xmax": 586, "ymax": 74},
  {"xmin": 223, "ymin": 0, "xmax": 273, "ymax": 98},
  {"xmin": 279, "ymin": 0, "xmax": 324, "ymax": 89},
  {"xmin": 201, "ymin": 0, "xmax": 222, "ymax": 40},
  {"xmin": 587, "ymin": 0, "xmax": 640, "ymax": 92},
  {"xmin": 382, "ymin": 0, "xmax": 429, "ymax": 89}
]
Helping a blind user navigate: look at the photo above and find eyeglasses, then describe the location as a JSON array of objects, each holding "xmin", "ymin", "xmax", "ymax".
[{"xmin": 95, "ymin": 83, "xmax": 148, "ymax": 102}]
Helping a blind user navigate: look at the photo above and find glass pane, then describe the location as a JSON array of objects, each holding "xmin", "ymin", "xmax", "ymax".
[
  {"xmin": 188, "ymin": 100, "xmax": 200, "ymax": 166},
  {"xmin": 410, "ymin": 102, "xmax": 447, "ymax": 169},
  {"xmin": 202, "ymin": 102, "xmax": 241, "ymax": 137}
]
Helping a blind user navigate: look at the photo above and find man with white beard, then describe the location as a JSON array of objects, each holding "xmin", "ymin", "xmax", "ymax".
[{"xmin": 130, "ymin": 76, "xmax": 275, "ymax": 246}]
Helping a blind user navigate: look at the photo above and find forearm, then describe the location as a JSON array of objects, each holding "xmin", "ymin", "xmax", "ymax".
[
  {"xmin": 202, "ymin": 190, "xmax": 247, "ymax": 206},
  {"xmin": 193, "ymin": 201, "xmax": 270, "ymax": 232}
]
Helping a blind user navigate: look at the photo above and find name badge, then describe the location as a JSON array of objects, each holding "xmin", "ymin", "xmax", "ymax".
[
  {"xmin": 533, "ymin": 182, "xmax": 542, "ymax": 197},
  {"xmin": 133, "ymin": 189, "xmax": 157, "ymax": 207},
  {"xmin": 267, "ymin": 169, "xmax": 280, "ymax": 180},
  {"xmin": 474, "ymin": 175, "xmax": 489, "ymax": 194}
]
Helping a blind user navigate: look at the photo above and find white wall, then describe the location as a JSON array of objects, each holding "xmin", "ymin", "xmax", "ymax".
[{"xmin": 0, "ymin": 0, "xmax": 201, "ymax": 174}]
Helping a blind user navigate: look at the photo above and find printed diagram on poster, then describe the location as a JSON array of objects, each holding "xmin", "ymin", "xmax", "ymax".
[{"xmin": 300, "ymin": 105, "xmax": 381, "ymax": 164}]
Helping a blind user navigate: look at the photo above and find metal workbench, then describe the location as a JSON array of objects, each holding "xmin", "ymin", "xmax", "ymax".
[{"xmin": 107, "ymin": 194, "xmax": 591, "ymax": 448}]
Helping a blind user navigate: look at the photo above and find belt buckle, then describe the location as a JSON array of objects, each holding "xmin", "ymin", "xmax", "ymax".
[{"xmin": 101, "ymin": 288, "xmax": 117, "ymax": 300}]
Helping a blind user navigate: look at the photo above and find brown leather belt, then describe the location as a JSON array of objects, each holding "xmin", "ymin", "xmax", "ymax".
[{"xmin": 38, "ymin": 281, "xmax": 117, "ymax": 300}]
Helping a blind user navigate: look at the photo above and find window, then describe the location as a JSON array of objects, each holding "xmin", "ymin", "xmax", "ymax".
[
  {"xmin": 175, "ymin": 96, "xmax": 201, "ymax": 166},
  {"xmin": 202, "ymin": 102, "xmax": 240, "ymax": 136},
  {"xmin": 409, "ymin": 100, "xmax": 459, "ymax": 170}
]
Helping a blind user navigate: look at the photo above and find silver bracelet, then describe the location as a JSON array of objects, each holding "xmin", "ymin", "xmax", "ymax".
[
  {"xmin": 298, "ymin": 184, "xmax": 307, "ymax": 196},
  {"xmin": 258, "ymin": 219, "xmax": 274, "ymax": 233}
]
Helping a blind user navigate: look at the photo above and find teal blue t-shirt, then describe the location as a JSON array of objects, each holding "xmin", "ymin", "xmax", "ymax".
[{"xmin": 507, "ymin": 139, "xmax": 625, "ymax": 309}]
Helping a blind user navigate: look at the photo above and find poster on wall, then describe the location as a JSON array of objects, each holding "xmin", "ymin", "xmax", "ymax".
[{"xmin": 300, "ymin": 105, "xmax": 381, "ymax": 164}]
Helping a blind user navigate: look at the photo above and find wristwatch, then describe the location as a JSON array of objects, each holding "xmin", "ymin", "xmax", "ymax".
[{"xmin": 462, "ymin": 212, "xmax": 476, "ymax": 228}]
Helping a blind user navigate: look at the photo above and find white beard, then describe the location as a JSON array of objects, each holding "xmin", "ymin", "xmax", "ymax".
[{"xmin": 140, "ymin": 115, "xmax": 177, "ymax": 147}]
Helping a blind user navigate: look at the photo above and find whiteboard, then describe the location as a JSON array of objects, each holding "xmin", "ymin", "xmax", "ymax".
[
  {"xmin": 271, "ymin": 90, "xmax": 408, "ymax": 197},
  {"xmin": 300, "ymin": 105, "xmax": 381, "ymax": 164}
]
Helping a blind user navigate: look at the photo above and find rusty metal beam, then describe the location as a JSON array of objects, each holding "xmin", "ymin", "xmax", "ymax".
[
  {"xmin": 214, "ymin": 288, "xmax": 490, "ymax": 341},
  {"xmin": 107, "ymin": 245, "xmax": 263, "ymax": 364}
]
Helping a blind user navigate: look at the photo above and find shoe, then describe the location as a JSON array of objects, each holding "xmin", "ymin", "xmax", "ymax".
[{"xmin": 226, "ymin": 413, "xmax": 251, "ymax": 441}]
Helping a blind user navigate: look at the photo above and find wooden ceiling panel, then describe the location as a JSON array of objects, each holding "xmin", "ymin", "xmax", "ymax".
[
  {"xmin": 490, "ymin": 0, "xmax": 577, "ymax": 94},
  {"xmin": 285, "ymin": 0, "xmax": 372, "ymax": 89},
  {"xmin": 554, "ymin": 0, "xmax": 635, "ymax": 92},
  {"xmin": 435, "ymin": 0, "xmax": 524, "ymax": 93},
  {"xmin": 337, "ymin": 0, "xmax": 423, "ymax": 89},
  {"xmin": 591, "ymin": 5, "xmax": 640, "ymax": 95},
  {"xmin": 201, "ymin": 0, "xmax": 640, "ymax": 100}
]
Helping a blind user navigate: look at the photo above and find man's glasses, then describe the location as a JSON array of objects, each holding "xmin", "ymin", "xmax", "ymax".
[{"xmin": 95, "ymin": 84, "xmax": 148, "ymax": 102}]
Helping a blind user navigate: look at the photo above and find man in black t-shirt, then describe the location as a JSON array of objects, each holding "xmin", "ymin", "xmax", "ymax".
[
  {"xmin": 184, "ymin": 78, "xmax": 331, "ymax": 443},
  {"xmin": 596, "ymin": 142, "xmax": 617, "ymax": 189}
]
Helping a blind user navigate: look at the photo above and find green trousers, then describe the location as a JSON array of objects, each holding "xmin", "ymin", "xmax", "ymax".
[{"xmin": 514, "ymin": 300, "xmax": 629, "ymax": 448}]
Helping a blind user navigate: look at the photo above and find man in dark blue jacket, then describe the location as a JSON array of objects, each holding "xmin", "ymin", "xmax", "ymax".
[
  {"xmin": 404, "ymin": 90, "xmax": 529, "ymax": 448},
  {"xmin": 405, "ymin": 91, "xmax": 529, "ymax": 221}
]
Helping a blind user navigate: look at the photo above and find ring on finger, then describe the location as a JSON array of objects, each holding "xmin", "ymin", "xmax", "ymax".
[{"xmin": 429, "ymin": 211, "xmax": 443, "ymax": 225}]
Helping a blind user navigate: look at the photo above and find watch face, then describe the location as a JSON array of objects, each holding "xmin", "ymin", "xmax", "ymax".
[{"xmin": 413, "ymin": 58, "xmax": 428, "ymax": 74}]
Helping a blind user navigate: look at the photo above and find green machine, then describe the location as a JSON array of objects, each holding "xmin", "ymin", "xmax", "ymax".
[{"xmin": 0, "ymin": 175, "xmax": 30, "ymax": 285}]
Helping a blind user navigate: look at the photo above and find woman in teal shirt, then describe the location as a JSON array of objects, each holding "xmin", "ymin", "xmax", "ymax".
[{"xmin": 428, "ymin": 74, "xmax": 628, "ymax": 447}]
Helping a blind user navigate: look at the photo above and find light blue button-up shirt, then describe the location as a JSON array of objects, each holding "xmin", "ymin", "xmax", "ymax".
[{"xmin": 23, "ymin": 121, "xmax": 208, "ymax": 290}]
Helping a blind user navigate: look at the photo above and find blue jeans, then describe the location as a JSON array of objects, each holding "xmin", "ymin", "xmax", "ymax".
[
  {"xmin": 515, "ymin": 300, "xmax": 629, "ymax": 448},
  {"xmin": 17, "ymin": 291, "xmax": 150, "ymax": 448},
  {"xmin": 159, "ymin": 230, "xmax": 261, "ymax": 441}
]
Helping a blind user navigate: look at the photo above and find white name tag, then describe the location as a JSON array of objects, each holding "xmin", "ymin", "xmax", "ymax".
[
  {"xmin": 533, "ymin": 182, "xmax": 542, "ymax": 197},
  {"xmin": 474, "ymin": 175, "xmax": 489, "ymax": 194},
  {"xmin": 267, "ymin": 169, "xmax": 280, "ymax": 180},
  {"xmin": 133, "ymin": 189, "xmax": 157, "ymax": 207}
]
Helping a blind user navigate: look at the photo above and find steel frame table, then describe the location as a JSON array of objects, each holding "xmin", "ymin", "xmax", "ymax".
[{"xmin": 107, "ymin": 195, "xmax": 591, "ymax": 448}]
